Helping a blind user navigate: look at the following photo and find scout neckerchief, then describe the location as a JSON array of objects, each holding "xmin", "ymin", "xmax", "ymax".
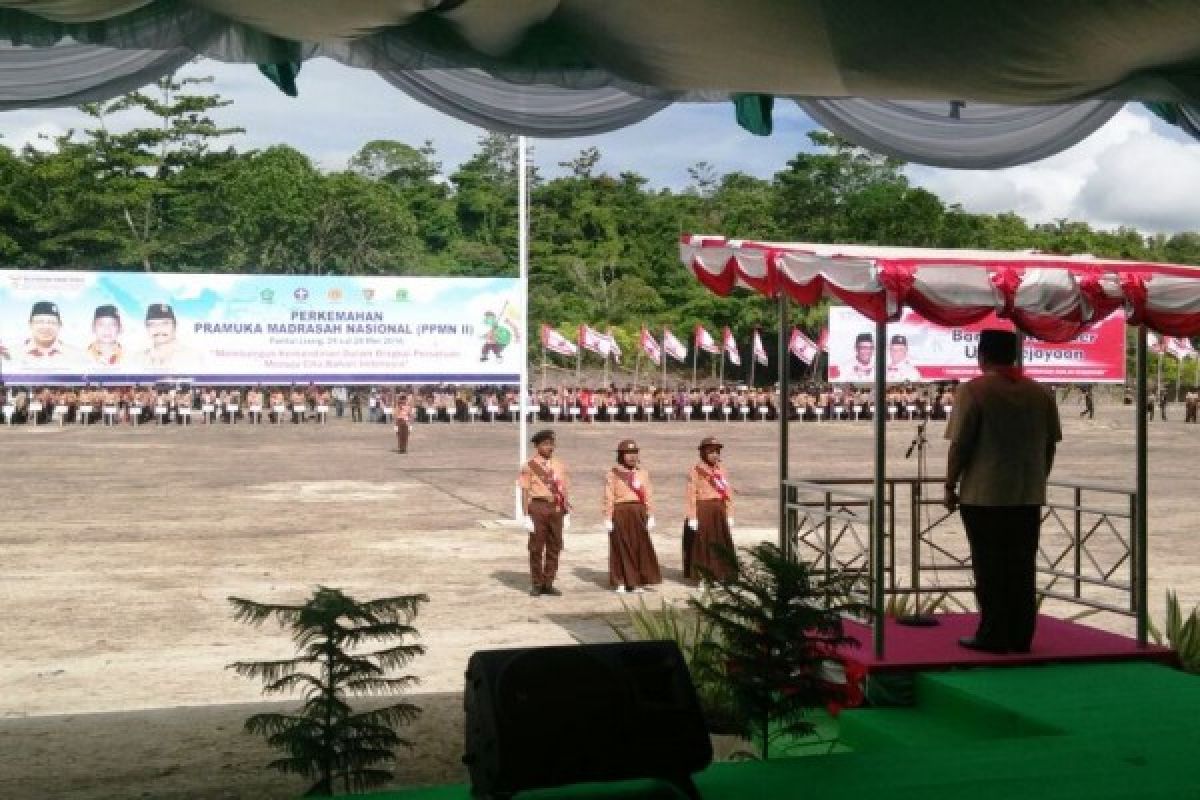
[
  {"xmin": 696, "ymin": 463, "xmax": 731, "ymax": 502},
  {"xmin": 612, "ymin": 466, "xmax": 647, "ymax": 504},
  {"xmin": 529, "ymin": 457, "xmax": 570, "ymax": 512}
]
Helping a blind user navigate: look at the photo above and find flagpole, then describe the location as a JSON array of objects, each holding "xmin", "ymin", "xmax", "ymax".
[
  {"xmin": 576, "ymin": 326, "xmax": 582, "ymax": 386},
  {"xmin": 516, "ymin": 134, "xmax": 529, "ymax": 524},
  {"xmin": 692, "ymin": 329, "xmax": 698, "ymax": 388},
  {"xmin": 719, "ymin": 334, "xmax": 725, "ymax": 388},
  {"xmin": 634, "ymin": 334, "xmax": 642, "ymax": 390},
  {"xmin": 750, "ymin": 329, "xmax": 757, "ymax": 388},
  {"xmin": 662, "ymin": 329, "xmax": 668, "ymax": 390},
  {"xmin": 540, "ymin": 341, "xmax": 547, "ymax": 392},
  {"xmin": 1156, "ymin": 348, "xmax": 1164, "ymax": 403}
]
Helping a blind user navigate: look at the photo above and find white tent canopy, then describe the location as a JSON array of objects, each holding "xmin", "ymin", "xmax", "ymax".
[
  {"xmin": 2, "ymin": 1, "xmax": 1199, "ymax": 166},
  {"xmin": 682, "ymin": 235, "xmax": 1200, "ymax": 341}
]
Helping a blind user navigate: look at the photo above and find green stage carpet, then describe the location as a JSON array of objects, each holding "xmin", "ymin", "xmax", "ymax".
[{"xmin": 365, "ymin": 662, "xmax": 1198, "ymax": 800}]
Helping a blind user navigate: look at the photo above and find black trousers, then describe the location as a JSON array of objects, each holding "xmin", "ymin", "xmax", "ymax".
[{"xmin": 960, "ymin": 505, "xmax": 1041, "ymax": 652}]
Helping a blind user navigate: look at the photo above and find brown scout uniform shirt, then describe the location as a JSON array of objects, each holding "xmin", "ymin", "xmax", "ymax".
[
  {"xmin": 519, "ymin": 456, "xmax": 570, "ymax": 512},
  {"xmin": 685, "ymin": 463, "xmax": 734, "ymax": 519},
  {"xmin": 604, "ymin": 467, "xmax": 654, "ymax": 518}
]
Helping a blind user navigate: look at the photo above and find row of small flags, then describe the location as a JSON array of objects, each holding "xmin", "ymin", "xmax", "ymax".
[
  {"xmin": 1149, "ymin": 333, "xmax": 1199, "ymax": 360},
  {"xmin": 540, "ymin": 324, "xmax": 830, "ymax": 366}
]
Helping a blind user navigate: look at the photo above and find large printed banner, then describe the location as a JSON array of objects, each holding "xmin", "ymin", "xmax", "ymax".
[
  {"xmin": 828, "ymin": 306, "xmax": 1126, "ymax": 384},
  {"xmin": 0, "ymin": 270, "xmax": 522, "ymax": 384}
]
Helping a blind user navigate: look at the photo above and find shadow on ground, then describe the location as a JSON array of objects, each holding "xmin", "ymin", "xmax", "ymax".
[{"xmin": 0, "ymin": 692, "xmax": 468, "ymax": 800}]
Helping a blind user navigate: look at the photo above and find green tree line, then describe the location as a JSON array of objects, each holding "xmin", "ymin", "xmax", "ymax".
[{"xmin": 2, "ymin": 75, "xmax": 1199, "ymax": 379}]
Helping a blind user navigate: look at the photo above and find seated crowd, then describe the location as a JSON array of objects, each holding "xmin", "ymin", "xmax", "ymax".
[{"xmin": 1, "ymin": 382, "xmax": 958, "ymax": 426}]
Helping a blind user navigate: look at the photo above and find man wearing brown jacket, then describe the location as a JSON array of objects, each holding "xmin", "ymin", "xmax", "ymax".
[{"xmin": 945, "ymin": 329, "xmax": 1062, "ymax": 655}]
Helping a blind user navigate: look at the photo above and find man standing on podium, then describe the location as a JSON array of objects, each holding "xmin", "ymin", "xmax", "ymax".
[{"xmin": 944, "ymin": 329, "xmax": 1061, "ymax": 655}]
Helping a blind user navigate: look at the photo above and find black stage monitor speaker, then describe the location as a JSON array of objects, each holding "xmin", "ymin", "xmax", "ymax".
[{"xmin": 463, "ymin": 640, "xmax": 713, "ymax": 799}]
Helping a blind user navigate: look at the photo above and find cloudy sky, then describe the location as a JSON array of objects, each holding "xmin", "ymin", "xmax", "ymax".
[{"xmin": 2, "ymin": 57, "xmax": 1198, "ymax": 235}]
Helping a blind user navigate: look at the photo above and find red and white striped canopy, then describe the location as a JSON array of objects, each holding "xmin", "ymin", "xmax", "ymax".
[{"xmin": 682, "ymin": 235, "xmax": 1200, "ymax": 342}]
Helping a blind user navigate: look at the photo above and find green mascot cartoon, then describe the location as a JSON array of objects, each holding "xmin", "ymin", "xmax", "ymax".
[{"xmin": 480, "ymin": 310, "xmax": 513, "ymax": 362}]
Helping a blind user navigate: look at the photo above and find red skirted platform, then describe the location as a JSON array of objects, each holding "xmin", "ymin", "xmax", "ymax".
[{"xmin": 840, "ymin": 613, "xmax": 1175, "ymax": 674}]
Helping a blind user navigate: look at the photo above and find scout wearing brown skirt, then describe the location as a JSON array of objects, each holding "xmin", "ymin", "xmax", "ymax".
[
  {"xmin": 604, "ymin": 439, "xmax": 662, "ymax": 593},
  {"xmin": 684, "ymin": 436, "xmax": 737, "ymax": 582}
]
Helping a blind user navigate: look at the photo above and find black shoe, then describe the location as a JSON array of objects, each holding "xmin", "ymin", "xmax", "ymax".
[
  {"xmin": 541, "ymin": 586, "xmax": 562, "ymax": 597},
  {"xmin": 529, "ymin": 586, "xmax": 542, "ymax": 597},
  {"xmin": 958, "ymin": 636, "xmax": 1008, "ymax": 655}
]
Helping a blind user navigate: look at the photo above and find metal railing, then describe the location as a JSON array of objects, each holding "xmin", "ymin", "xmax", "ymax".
[{"xmin": 784, "ymin": 476, "xmax": 1140, "ymax": 641}]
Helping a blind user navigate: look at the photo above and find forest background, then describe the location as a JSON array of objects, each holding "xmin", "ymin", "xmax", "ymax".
[{"xmin": 2, "ymin": 75, "xmax": 1196, "ymax": 385}]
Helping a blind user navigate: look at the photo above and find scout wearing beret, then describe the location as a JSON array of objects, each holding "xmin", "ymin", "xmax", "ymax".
[
  {"xmin": 87, "ymin": 304, "xmax": 125, "ymax": 366},
  {"xmin": 518, "ymin": 430, "xmax": 571, "ymax": 597},
  {"xmin": 603, "ymin": 439, "xmax": 662, "ymax": 593},
  {"xmin": 393, "ymin": 392, "xmax": 412, "ymax": 453},
  {"xmin": 684, "ymin": 436, "xmax": 737, "ymax": 582}
]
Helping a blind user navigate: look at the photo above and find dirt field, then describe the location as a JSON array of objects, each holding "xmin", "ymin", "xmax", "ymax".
[{"xmin": 0, "ymin": 403, "xmax": 1196, "ymax": 799}]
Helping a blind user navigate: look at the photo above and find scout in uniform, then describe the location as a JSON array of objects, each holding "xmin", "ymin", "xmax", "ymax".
[
  {"xmin": 518, "ymin": 430, "xmax": 571, "ymax": 597},
  {"xmin": 393, "ymin": 392, "xmax": 412, "ymax": 453},
  {"xmin": 684, "ymin": 436, "xmax": 737, "ymax": 582},
  {"xmin": 604, "ymin": 439, "xmax": 662, "ymax": 593}
]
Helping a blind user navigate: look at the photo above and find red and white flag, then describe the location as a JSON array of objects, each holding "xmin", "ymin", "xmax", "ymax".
[
  {"xmin": 541, "ymin": 325, "xmax": 577, "ymax": 357},
  {"xmin": 579, "ymin": 324, "xmax": 609, "ymax": 357},
  {"xmin": 640, "ymin": 327, "xmax": 662, "ymax": 366},
  {"xmin": 604, "ymin": 330, "xmax": 622, "ymax": 363},
  {"xmin": 694, "ymin": 324, "xmax": 720, "ymax": 355},
  {"xmin": 722, "ymin": 327, "xmax": 741, "ymax": 366},
  {"xmin": 816, "ymin": 326, "xmax": 830, "ymax": 352},
  {"xmin": 789, "ymin": 328, "xmax": 819, "ymax": 365},
  {"xmin": 752, "ymin": 329, "xmax": 769, "ymax": 366},
  {"xmin": 1167, "ymin": 336, "xmax": 1196, "ymax": 360},
  {"xmin": 663, "ymin": 327, "xmax": 688, "ymax": 362}
]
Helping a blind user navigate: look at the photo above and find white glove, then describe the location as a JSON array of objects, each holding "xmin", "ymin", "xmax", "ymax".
[
  {"xmin": 647, "ymin": 516, "xmax": 656, "ymax": 531},
  {"xmin": 522, "ymin": 515, "xmax": 535, "ymax": 533},
  {"xmin": 563, "ymin": 514, "xmax": 571, "ymax": 530},
  {"xmin": 727, "ymin": 516, "xmax": 735, "ymax": 529},
  {"xmin": 686, "ymin": 518, "xmax": 698, "ymax": 531},
  {"xmin": 604, "ymin": 519, "xmax": 614, "ymax": 533}
]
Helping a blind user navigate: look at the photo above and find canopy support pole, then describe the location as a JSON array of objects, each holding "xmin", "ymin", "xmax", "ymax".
[
  {"xmin": 777, "ymin": 294, "xmax": 790, "ymax": 555},
  {"xmin": 515, "ymin": 135, "xmax": 529, "ymax": 524},
  {"xmin": 872, "ymin": 317, "xmax": 888, "ymax": 660},
  {"xmin": 1135, "ymin": 324, "xmax": 1149, "ymax": 647}
]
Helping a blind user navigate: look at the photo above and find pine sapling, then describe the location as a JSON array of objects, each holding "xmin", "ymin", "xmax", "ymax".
[{"xmin": 228, "ymin": 586, "xmax": 428, "ymax": 795}]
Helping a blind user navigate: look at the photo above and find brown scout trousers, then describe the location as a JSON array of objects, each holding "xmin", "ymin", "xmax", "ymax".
[
  {"xmin": 528, "ymin": 498, "xmax": 564, "ymax": 588},
  {"xmin": 395, "ymin": 420, "xmax": 410, "ymax": 452}
]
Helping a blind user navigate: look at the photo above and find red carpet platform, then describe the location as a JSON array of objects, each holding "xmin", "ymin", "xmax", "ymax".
[{"xmin": 840, "ymin": 613, "xmax": 1175, "ymax": 674}]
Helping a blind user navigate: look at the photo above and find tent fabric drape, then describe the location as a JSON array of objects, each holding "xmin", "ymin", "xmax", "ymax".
[
  {"xmin": 683, "ymin": 235, "xmax": 1200, "ymax": 341},
  {"xmin": 797, "ymin": 98, "xmax": 1126, "ymax": 170},
  {"xmin": 3, "ymin": 2, "xmax": 1200, "ymax": 158}
]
